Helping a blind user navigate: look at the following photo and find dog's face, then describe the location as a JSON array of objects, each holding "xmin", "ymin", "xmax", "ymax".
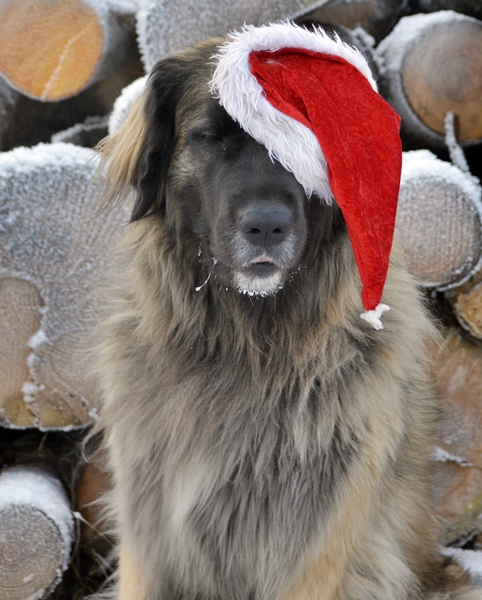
[
  {"xmin": 171, "ymin": 95, "xmax": 311, "ymax": 296},
  {"xmin": 128, "ymin": 40, "xmax": 339, "ymax": 297}
]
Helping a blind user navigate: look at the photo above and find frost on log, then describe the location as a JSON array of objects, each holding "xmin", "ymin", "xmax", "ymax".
[
  {"xmin": 375, "ymin": 11, "xmax": 482, "ymax": 149},
  {"xmin": 0, "ymin": 0, "xmax": 137, "ymax": 102},
  {"xmin": 396, "ymin": 150, "xmax": 482, "ymax": 290},
  {"xmin": 136, "ymin": 0, "xmax": 334, "ymax": 70},
  {"xmin": 0, "ymin": 466, "xmax": 74, "ymax": 600},
  {"xmin": 0, "ymin": 143, "xmax": 128, "ymax": 430}
]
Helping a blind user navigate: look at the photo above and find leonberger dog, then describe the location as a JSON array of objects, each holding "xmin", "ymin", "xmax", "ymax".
[{"xmin": 95, "ymin": 28, "xmax": 481, "ymax": 600}]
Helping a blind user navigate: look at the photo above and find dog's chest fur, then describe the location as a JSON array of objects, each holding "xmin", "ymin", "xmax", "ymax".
[{"xmin": 101, "ymin": 221, "xmax": 423, "ymax": 600}]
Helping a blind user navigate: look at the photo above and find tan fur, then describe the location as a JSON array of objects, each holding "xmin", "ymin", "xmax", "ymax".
[
  {"xmin": 118, "ymin": 547, "xmax": 149, "ymax": 600},
  {"xmin": 97, "ymin": 93, "xmax": 147, "ymax": 207}
]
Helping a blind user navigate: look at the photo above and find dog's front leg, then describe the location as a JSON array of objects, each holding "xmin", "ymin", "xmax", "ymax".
[{"xmin": 118, "ymin": 546, "xmax": 149, "ymax": 600}]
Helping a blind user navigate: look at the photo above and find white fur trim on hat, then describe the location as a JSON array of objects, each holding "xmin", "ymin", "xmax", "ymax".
[
  {"xmin": 360, "ymin": 304, "xmax": 390, "ymax": 330},
  {"xmin": 210, "ymin": 22, "xmax": 377, "ymax": 202}
]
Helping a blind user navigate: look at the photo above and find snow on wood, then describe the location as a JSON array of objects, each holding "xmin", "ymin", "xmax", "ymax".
[
  {"xmin": 0, "ymin": 143, "xmax": 129, "ymax": 430},
  {"xmin": 430, "ymin": 326, "xmax": 482, "ymax": 544},
  {"xmin": 442, "ymin": 548, "xmax": 482, "ymax": 586},
  {"xmin": 0, "ymin": 465, "xmax": 74, "ymax": 600},
  {"xmin": 375, "ymin": 11, "xmax": 482, "ymax": 149},
  {"xmin": 302, "ymin": 0, "xmax": 405, "ymax": 41},
  {"xmin": 0, "ymin": 0, "xmax": 138, "ymax": 101},
  {"xmin": 396, "ymin": 150, "xmax": 482, "ymax": 289},
  {"xmin": 444, "ymin": 111, "xmax": 478, "ymax": 179},
  {"xmin": 136, "ymin": 0, "xmax": 332, "ymax": 70},
  {"xmin": 51, "ymin": 116, "xmax": 109, "ymax": 148},
  {"xmin": 108, "ymin": 75, "xmax": 147, "ymax": 134}
]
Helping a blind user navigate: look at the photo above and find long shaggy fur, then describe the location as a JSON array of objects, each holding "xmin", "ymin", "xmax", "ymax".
[{"xmin": 95, "ymin": 38, "xmax": 481, "ymax": 600}]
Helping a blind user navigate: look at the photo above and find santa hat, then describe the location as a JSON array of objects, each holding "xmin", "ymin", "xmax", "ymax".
[{"xmin": 210, "ymin": 23, "xmax": 402, "ymax": 330}]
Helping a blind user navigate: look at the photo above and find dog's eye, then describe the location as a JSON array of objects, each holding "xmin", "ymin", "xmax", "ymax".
[
  {"xmin": 202, "ymin": 133, "xmax": 226, "ymax": 151},
  {"xmin": 191, "ymin": 131, "xmax": 226, "ymax": 151}
]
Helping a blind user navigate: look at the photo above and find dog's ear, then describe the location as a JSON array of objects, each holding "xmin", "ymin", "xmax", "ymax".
[{"xmin": 98, "ymin": 59, "xmax": 182, "ymax": 222}]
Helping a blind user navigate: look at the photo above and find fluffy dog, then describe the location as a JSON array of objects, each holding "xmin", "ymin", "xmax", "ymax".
[{"xmin": 95, "ymin": 31, "xmax": 480, "ymax": 600}]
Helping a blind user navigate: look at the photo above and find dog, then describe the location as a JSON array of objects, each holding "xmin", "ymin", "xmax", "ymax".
[{"xmin": 95, "ymin": 29, "xmax": 481, "ymax": 600}]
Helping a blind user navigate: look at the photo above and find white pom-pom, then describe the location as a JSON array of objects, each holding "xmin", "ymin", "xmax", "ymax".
[{"xmin": 360, "ymin": 304, "xmax": 390, "ymax": 330}]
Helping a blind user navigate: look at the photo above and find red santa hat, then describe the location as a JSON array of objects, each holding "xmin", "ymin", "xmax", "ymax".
[{"xmin": 210, "ymin": 22, "xmax": 402, "ymax": 330}]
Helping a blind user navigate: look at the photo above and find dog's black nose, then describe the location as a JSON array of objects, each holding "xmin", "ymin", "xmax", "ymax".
[{"xmin": 238, "ymin": 204, "xmax": 292, "ymax": 246}]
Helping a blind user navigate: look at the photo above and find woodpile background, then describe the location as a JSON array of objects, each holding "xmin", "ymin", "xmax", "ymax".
[{"xmin": 1, "ymin": 0, "xmax": 482, "ymax": 598}]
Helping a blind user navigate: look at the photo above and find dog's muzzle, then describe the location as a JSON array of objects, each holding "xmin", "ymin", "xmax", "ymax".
[{"xmin": 231, "ymin": 202, "xmax": 298, "ymax": 296}]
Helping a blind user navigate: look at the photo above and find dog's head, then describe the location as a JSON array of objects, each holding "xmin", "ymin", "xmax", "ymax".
[{"xmin": 101, "ymin": 39, "xmax": 342, "ymax": 297}]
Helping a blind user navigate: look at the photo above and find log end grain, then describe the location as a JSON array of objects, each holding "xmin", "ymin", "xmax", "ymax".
[
  {"xmin": 0, "ymin": 466, "xmax": 73, "ymax": 600},
  {"xmin": 0, "ymin": 505, "xmax": 64, "ymax": 599},
  {"xmin": 430, "ymin": 326, "xmax": 482, "ymax": 543},
  {"xmin": 397, "ymin": 151, "xmax": 482, "ymax": 289},
  {"xmin": 432, "ymin": 461, "xmax": 482, "ymax": 544},
  {"xmin": 378, "ymin": 11, "xmax": 482, "ymax": 147},
  {"xmin": 0, "ymin": 278, "xmax": 43, "ymax": 427},
  {"xmin": 0, "ymin": 143, "xmax": 128, "ymax": 430},
  {"xmin": 453, "ymin": 281, "xmax": 482, "ymax": 340},
  {"xmin": 402, "ymin": 17, "xmax": 482, "ymax": 142},
  {"xmin": 0, "ymin": 0, "xmax": 104, "ymax": 101}
]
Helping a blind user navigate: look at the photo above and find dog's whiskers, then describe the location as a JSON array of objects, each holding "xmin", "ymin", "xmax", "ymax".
[{"xmin": 195, "ymin": 258, "xmax": 218, "ymax": 292}]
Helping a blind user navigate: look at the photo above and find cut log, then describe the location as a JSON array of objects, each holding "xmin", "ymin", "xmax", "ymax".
[
  {"xmin": 452, "ymin": 281, "xmax": 482, "ymax": 340},
  {"xmin": 0, "ymin": 465, "xmax": 74, "ymax": 599},
  {"xmin": 137, "ymin": 0, "xmax": 333, "ymax": 71},
  {"xmin": 0, "ymin": 55, "xmax": 144, "ymax": 152},
  {"xmin": 0, "ymin": 143, "xmax": 129, "ymax": 430},
  {"xmin": 0, "ymin": 0, "xmax": 138, "ymax": 101},
  {"xmin": 445, "ymin": 270, "xmax": 482, "ymax": 341},
  {"xmin": 375, "ymin": 11, "xmax": 482, "ymax": 149},
  {"xmin": 0, "ymin": 79, "xmax": 19, "ymax": 152},
  {"xmin": 430, "ymin": 326, "xmax": 482, "ymax": 544},
  {"xmin": 415, "ymin": 0, "xmax": 482, "ymax": 20},
  {"xmin": 75, "ymin": 462, "xmax": 111, "ymax": 552},
  {"xmin": 396, "ymin": 150, "xmax": 482, "ymax": 289},
  {"xmin": 302, "ymin": 0, "xmax": 406, "ymax": 41},
  {"xmin": 51, "ymin": 116, "xmax": 109, "ymax": 148}
]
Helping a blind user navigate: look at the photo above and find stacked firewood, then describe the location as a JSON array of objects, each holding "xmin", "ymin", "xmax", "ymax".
[{"xmin": 0, "ymin": 0, "xmax": 482, "ymax": 598}]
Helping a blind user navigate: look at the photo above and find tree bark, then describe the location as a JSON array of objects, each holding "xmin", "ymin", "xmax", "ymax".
[
  {"xmin": 414, "ymin": 0, "xmax": 482, "ymax": 20},
  {"xmin": 375, "ymin": 11, "xmax": 482, "ymax": 149},
  {"xmin": 0, "ymin": 0, "xmax": 138, "ymax": 101},
  {"xmin": 75, "ymin": 462, "xmax": 112, "ymax": 553},
  {"xmin": 0, "ymin": 143, "xmax": 128, "ymax": 429},
  {"xmin": 302, "ymin": 0, "xmax": 407, "ymax": 41},
  {"xmin": 396, "ymin": 150, "xmax": 482, "ymax": 289},
  {"xmin": 0, "ymin": 465, "xmax": 74, "ymax": 600},
  {"xmin": 51, "ymin": 116, "xmax": 109, "ymax": 148}
]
